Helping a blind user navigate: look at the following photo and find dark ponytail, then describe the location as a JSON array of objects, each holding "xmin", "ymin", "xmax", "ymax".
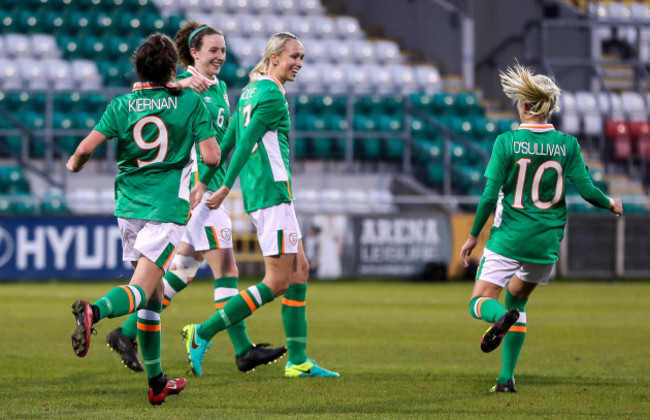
[{"xmin": 133, "ymin": 33, "xmax": 183, "ymax": 96}]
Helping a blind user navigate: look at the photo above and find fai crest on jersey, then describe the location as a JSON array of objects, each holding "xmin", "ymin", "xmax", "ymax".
[
  {"xmin": 223, "ymin": 93, "xmax": 229, "ymax": 102},
  {"xmin": 289, "ymin": 232, "xmax": 298, "ymax": 246},
  {"xmin": 221, "ymin": 228, "xmax": 232, "ymax": 241}
]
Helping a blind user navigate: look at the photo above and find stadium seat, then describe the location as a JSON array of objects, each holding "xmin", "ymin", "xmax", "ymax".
[
  {"xmin": 31, "ymin": 34, "xmax": 62, "ymax": 59},
  {"xmin": 334, "ymin": 16, "xmax": 363, "ymax": 40},
  {"xmin": 620, "ymin": 91, "xmax": 647, "ymax": 121},
  {"xmin": 72, "ymin": 59, "xmax": 103, "ymax": 90},
  {"xmin": 3, "ymin": 33, "xmax": 31, "ymax": 59},
  {"xmin": 0, "ymin": 166, "xmax": 30, "ymax": 194},
  {"xmin": 385, "ymin": 137, "xmax": 404, "ymax": 161}
]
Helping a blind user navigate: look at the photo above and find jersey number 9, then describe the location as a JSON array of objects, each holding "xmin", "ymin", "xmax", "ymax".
[{"xmin": 133, "ymin": 116, "xmax": 168, "ymax": 167}]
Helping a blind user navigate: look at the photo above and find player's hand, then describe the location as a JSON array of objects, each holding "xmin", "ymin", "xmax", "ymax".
[
  {"xmin": 66, "ymin": 155, "xmax": 85, "ymax": 172},
  {"xmin": 460, "ymin": 235, "xmax": 478, "ymax": 268},
  {"xmin": 176, "ymin": 75, "xmax": 210, "ymax": 94},
  {"xmin": 190, "ymin": 182, "xmax": 208, "ymax": 209},
  {"xmin": 205, "ymin": 186, "xmax": 230, "ymax": 210},
  {"xmin": 609, "ymin": 197, "xmax": 623, "ymax": 217}
]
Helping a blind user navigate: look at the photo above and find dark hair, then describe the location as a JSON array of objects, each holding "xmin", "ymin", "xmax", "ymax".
[
  {"xmin": 132, "ymin": 33, "xmax": 182, "ymax": 96},
  {"xmin": 174, "ymin": 20, "xmax": 223, "ymax": 69}
]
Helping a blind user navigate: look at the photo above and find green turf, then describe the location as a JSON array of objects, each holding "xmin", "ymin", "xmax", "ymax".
[{"xmin": 0, "ymin": 279, "xmax": 649, "ymax": 419}]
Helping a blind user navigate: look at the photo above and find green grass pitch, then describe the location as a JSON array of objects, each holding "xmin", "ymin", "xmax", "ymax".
[{"xmin": 1, "ymin": 279, "xmax": 649, "ymax": 419}]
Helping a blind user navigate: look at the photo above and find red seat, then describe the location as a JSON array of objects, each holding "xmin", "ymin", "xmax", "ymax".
[
  {"xmin": 637, "ymin": 135, "xmax": 650, "ymax": 160},
  {"xmin": 628, "ymin": 120, "xmax": 650, "ymax": 139},
  {"xmin": 605, "ymin": 119, "xmax": 628, "ymax": 140},
  {"xmin": 613, "ymin": 135, "xmax": 633, "ymax": 160}
]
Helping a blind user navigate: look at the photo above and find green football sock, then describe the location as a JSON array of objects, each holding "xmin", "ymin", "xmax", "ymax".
[
  {"xmin": 197, "ymin": 282, "xmax": 274, "ymax": 342},
  {"xmin": 215, "ymin": 277, "xmax": 253, "ymax": 357},
  {"xmin": 469, "ymin": 296, "xmax": 507, "ymax": 323},
  {"xmin": 162, "ymin": 270, "xmax": 189, "ymax": 307},
  {"xmin": 282, "ymin": 283, "xmax": 308, "ymax": 365},
  {"xmin": 498, "ymin": 289, "xmax": 528, "ymax": 384},
  {"xmin": 137, "ymin": 300, "xmax": 163, "ymax": 379},
  {"xmin": 119, "ymin": 271, "xmax": 188, "ymax": 339},
  {"xmin": 93, "ymin": 284, "xmax": 146, "ymax": 320}
]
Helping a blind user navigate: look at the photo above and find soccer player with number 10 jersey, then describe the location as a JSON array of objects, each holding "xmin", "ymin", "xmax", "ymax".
[{"xmin": 460, "ymin": 63, "xmax": 623, "ymax": 393}]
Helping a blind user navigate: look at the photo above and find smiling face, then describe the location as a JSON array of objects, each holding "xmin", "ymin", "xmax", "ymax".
[
  {"xmin": 191, "ymin": 33, "xmax": 226, "ymax": 78},
  {"xmin": 268, "ymin": 38, "xmax": 304, "ymax": 84}
]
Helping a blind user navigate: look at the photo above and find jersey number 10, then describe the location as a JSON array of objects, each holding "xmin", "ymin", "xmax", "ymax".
[{"xmin": 513, "ymin": 158, "xmax": 564, "ymax": 210}]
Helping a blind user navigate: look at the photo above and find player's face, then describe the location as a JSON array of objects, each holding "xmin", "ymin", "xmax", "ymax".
[
  {"xmin": 271, "ymin": 39, "xmax": 304, "ymax": 84},
  {"xmin": 193, "ymin": 34, "xmax": 226, "ymax": 77}
]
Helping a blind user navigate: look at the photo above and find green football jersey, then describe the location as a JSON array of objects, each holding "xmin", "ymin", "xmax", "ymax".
[
  {"xmin": 94, "ymin": 82, "xmax": 215, "ymax": 224},
  {"xmin": 484, "ymin": 124, "xmax": 604, "ymax": 263},
  {"xmin": 177, "ymin": 67, "xmax": 230, "ymax": 191},
  {"xmin": 232, "ymin": 75, "xmax": 293, "ymax": 212}
]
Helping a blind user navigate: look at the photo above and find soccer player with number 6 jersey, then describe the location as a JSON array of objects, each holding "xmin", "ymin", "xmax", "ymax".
[
  {"xmin": 460, "ymin": 63, "xmax": 623, "ymax": 393},
  {"xmin": 66, "ymin": 33, "xmax": 221, "ymax": 405},
  {"xmin": 181, "ymin": 32, "xmax": 339, "ymax": 378}
]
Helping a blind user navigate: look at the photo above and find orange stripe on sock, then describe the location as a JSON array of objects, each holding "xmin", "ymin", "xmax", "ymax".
[
  {"xmin": 162, "ymin": 297, "xmax": 171, "ymax": 307},
  {"xmin": 162, "ymin": 247, "xmax": 176, "ymax": 270},
  {"xmin": 281, "ymin": 297, "xmax": 306, "ymax": 307},
  {"xmin": 119, "ymin": 285, "xmax": 135, "ymax": 313},
  {"xmin": 509, "ymin": 325, "xmax": 527, "ymax": 333},
  {"xmin": 476, "ymin": 297, "xmax": 486, "ymax": 318},
  {"xmin": 240, "ymin": 290, "xmax": 257, "ymax": 312},
  {"xmin": 137, "ymin": 322, "xmax": 161, "ymax": 332},
  {"xmin": 214, "ymin": 301, "xmax": 227, "ymax": 309}
]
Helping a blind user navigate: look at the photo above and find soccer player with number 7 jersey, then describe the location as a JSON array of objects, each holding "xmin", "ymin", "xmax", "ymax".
[
  {"xmin": 181, "ymin": 32, "xmax": 339, "ymax": 378},
  {"xmin": 460, "ymin": 63, "xmax": 623, "ymax": 393},
  {"xmin": 66, "ymin": 33, "xmax": 220, "ymax": 405}
]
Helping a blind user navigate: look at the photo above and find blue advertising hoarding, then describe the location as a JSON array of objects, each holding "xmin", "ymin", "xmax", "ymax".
[{"xmin": 0, "ymin": 216, "xmax": 133, "ymax": 281}]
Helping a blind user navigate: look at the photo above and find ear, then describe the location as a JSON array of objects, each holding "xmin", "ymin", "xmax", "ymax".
[{"xmin": 269, "ymin": 53, "xmax": 280, "ymax": 66}]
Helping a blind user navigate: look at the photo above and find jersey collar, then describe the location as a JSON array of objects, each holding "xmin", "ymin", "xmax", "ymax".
[
  {"xmin": 188, "ymin": 66, "xmax": 219, "ymax": 85},
  {"xmin": 255, "ymin": 73, "xmax": 285, "ymax": 96},
  {"xmin": 518, "ymin": 123, "xmax": 555, "ymax": 132},
  {"xmin": 132, "ymin": 82, "xmax": 174, "ymax": 91}
]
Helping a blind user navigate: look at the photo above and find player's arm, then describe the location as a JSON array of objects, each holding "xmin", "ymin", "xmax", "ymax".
[
  {"xmin": 566, "ymin": 142, "xmax": 622, "ymax": 216},
  {"xmin": 198, "ymin": 136, "xmax": 221, "ymax": 168},
  {"xmin": 460, "ymin": 177, "xmax": 500, "ymax": 267},
  {"xmin": 66, "ymin": 130, "xmax": 107, "ymax": 172},
  {"xmin": 205, "ymin": 115, "xmax": 268, "ymax": 210},
  {"xmin": 198, "ymin": 119, "xmax": 236, "ymax": 186}
]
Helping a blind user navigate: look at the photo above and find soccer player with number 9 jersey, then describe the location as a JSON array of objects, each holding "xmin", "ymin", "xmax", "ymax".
[
  {"xmin": 460, "ymin": 63, "xmax": 623, "ymax": 393},
  {"xmin": 66, "ymin": 33, "xmax": 220, "ymax": 405}
]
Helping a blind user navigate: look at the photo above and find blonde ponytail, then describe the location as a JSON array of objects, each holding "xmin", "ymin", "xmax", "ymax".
[
  {"xmin": 249, "ymin": 32, "xmax": 300, "ymax": 82},
  {"xmin": 499, "ymin": 62, "xmax": 561, "ymax": 119}
]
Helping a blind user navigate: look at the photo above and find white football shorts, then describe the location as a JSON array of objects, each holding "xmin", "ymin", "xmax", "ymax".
[
  {"xmin": 182, "ymin": 191, "xmax": 233, "ymax": 251},
  {"xmin": 248, "ymin": 202, "xmax": 302, "ymax": 256},
  {"xmin": 476, "ymin": 248, "xmax": 554, "ymax": 287},
  {"xmin": 118, "ymin": 218, "xmax": 184, "ymax": 270}
]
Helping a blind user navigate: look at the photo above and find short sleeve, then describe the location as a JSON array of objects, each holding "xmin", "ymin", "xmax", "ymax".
[
  {"xmin": 484, "ymin": 133, "xmax": 509, "ymax": 184},
  {"xmin": 93, "ymin": 100, "xmax": 118, "ymax": 139},
  {"xmin": 191, "ymin": 95, "xmax": 216, "ymax": 143}
]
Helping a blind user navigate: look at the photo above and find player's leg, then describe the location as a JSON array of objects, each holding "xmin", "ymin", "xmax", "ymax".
[
  {"xmin": 494, "ymin": 264, "xmax": 549, "ymax": 393},
  {"xmin": 71, "ymin": 219, "xmax": 151, "ymax": 358},
  {"xmin": 205, "ymin": 247, "xmax": 286, "ymax": 372},
  {"xmin": 468, "ymin": 249, "xmax": 520, "ymax": 353},
  {"xmin": 283, "ymin": 239, "xmax": 339, "ymax": 378},
  {"xmin": 107, "ymin": 241, "xmax": 203, "ymax": 371},
  {"xmin": 182, "ymin": 203, "xmax": 298, "ymax": 376},
  {"xmin": 182, "ymin": 252, "xmax": 292, "ymax": 376}
]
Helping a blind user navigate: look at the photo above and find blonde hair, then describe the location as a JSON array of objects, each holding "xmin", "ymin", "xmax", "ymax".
[
  {"xmin": 499, "ymin": 62, "xmax": 561, "ymax": 119},
  {"xmin": 249, "ymin": 32, "xmax": 300, "ymax": 81}
]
